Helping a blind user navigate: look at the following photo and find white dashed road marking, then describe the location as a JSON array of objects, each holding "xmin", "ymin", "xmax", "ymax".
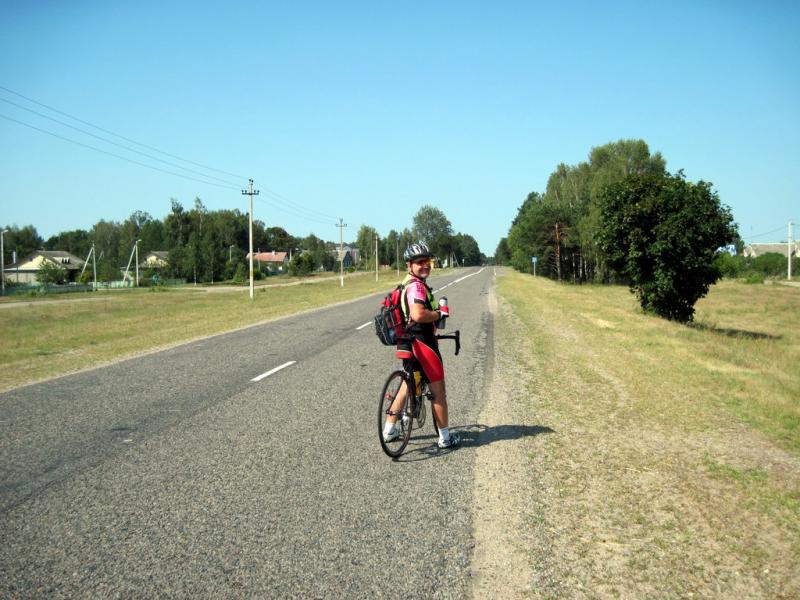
[{"xmin": 251, "ymin": 361, "xmax": 296, "ymax": 382}]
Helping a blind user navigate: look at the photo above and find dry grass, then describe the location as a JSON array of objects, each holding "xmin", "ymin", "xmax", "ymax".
[
  {"xmin": 0, "ymin": 270, "xmax": 428, "ymax": 391},
  {"xmin": 494, "ymin": 272, "xmax": 800, "ymax": 598}
]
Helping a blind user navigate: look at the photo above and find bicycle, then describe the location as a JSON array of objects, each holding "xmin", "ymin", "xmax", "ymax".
[{"xmin": 378, "ymin": 331, "xmax": 461, "ymax": 458}]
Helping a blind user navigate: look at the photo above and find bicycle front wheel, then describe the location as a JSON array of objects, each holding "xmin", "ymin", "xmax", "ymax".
[{"xmin": 378, "ymin": 370, "xmax": 413, "ymax": 458}]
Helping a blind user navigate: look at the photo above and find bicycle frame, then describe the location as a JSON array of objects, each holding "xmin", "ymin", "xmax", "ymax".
[{"xmin": 400, "ymin": 330, "xmax": 460, "ymax": 403}]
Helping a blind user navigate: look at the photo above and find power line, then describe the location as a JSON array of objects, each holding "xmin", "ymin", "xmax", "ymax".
[
  {"xmin": 258, "ymin": 190, "xmax": 337, "ymax": 223},
  {"xmin": 0, "ymin": 96, "xmax": 243, "ymax": 188},
  {"xmin": 0, "ymin": 84, "xmax": 244, "ymax": 179},
  {"xmin": 2, "ymin": 85, "xmax": 341, "ymax": 228},
  {"xmin": 253, "ymin": 194, "xmax": 333, "ymax": 226},
  {"xmin": 0, "ymin": 112, "xmax": 240, "ymax": 191},
  {"xmin": 6, "ymin": 108, "xmax": 339, "ymax": 226},
  {"xmin": 259, "ymin": 186, "xmax": 337, "ymax": 221},
  {"xmin": 742, "ymin": 225, "xmax": 788, "ymax": 241}
]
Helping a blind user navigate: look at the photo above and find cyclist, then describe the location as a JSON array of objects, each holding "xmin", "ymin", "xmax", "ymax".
[{"xmin": 382, "ymin": 241, "xmax": 460, "ymax": 449}]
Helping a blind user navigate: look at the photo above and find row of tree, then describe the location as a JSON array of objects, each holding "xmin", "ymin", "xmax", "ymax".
[
  {"xmin": 2, "ymin": 201, "xmax": 484, "ymax": 284},
  {"xmin": 497, "ymin": 139, "xmax": 738, "ymax": 321},
  {"xmin": 497, "ymin": 140, "xmax": 670, "ymax": 281},
  {"xmin": 352, "ymin": 206, "xmax": 482, "ymax": 273}
]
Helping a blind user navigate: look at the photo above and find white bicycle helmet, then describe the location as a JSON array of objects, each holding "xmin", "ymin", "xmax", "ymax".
[{"xmin": 404, "ymin": 241, "xmax": 433, "ymax": 262}]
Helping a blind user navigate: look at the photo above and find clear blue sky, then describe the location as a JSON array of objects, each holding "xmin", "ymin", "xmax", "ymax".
[{"xmin": 1, "ymin": 1, "xmax": 798, "ymax": 255}]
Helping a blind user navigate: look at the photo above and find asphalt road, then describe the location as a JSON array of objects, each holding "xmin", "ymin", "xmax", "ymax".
[{"xmin": 1, "ymin": 267, "xmax": 496, "ymax": 598}]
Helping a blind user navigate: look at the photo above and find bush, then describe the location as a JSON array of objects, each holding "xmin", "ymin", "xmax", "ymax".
[
  {"xmin": 742, "ymin": 271, "xmax": 764, "ymax": 284},
  {"xmin": 746, "ymin": 253, "xmax": 790, "ymax": 277},
  {"xmin": 37, "ymin": 261, "xmax": 67, "ymax": 286},
  {"xmin": 289, "ymin": 253, "xmax": 314, "ymax": 276},
  {"xmin": 716, "ymin": 252, "xmax": 744, "ymax": 278},
  {"xmin": 599, "ymin": 170, "xmax": 736, "ymax": 322},
  {"xmin": 232, "ymin": 263, "xmax": 245, "ymax": 284}
]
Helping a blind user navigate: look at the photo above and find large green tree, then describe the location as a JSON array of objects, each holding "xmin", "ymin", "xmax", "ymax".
[
  {"xmin": 494, "ymin": 237, "xmax": 510, "ymax": 265},
  {"xmin": 598, "ymin": 170, "xmax": 737, "ymax": 322},
  {"xmin": 45, "ymin": 228, "xmax": 91, "ymax": 259},
  {"xmin": 2, "ymin": 224, "xmax": 43, "ymax": 265},
  {"xmin": 454, "ymin": 233, "xmax": 482, "ymax": 266},
  {"xmin": 300, "ymin": 234, "xmax": 334, "ymax": 271},
  {"xmin": 356, "ymin": 224, "xmax": 379, "ymax": 270},
  {"xmin": 263, "ymin": 227, "xmax": 297, "ymax": 252},
  {"xmin": 381, "ymin": 229, "xmax": 401, "ymax": 268},
  {"xmin": 412, "ymin": 205, "xmax": 453, "ymax": 257}
]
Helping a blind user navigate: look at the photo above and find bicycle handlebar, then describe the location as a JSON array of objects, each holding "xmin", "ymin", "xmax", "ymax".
[{"xmin": 435, "ymin": 330, "xmax": 461, "ymax": 356}]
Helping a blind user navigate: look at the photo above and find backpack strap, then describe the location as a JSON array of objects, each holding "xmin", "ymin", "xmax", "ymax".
[{"xmin": 400, "ymin": 274, "xmax": 434, "ymax": 323}]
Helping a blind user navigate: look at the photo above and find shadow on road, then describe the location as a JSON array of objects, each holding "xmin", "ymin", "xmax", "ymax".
[{"xmin": 394, "ymin": 423, "xmax": 554, "ymax": 462}]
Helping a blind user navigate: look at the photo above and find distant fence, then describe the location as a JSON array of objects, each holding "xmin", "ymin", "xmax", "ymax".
[
  {"xmin": 2, "ymin": 283, "xmax": 94, "ymax": 296},
  {"xmin": 137, "ymin": 278, "xmax": 186, "ymax": 287},
  {"xmin": 1, "ymin": 278, "xmax": 187, "ymax": 296}
]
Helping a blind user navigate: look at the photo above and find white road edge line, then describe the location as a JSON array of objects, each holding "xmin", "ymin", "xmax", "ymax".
[
  {"xmin": 251, "ymin": 361, "xmax": 297, "ymax": 382},
  {"xmin": 356, "ymin": 321, "xmax": 372, "ymax": 330}
]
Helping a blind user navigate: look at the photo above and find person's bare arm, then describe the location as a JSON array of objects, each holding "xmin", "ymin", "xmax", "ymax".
[{"xmin": 409, "ymin": 302, "xmax": 440, "ymax": 323}]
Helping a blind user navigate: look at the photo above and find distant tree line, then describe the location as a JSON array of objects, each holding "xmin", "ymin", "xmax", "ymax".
[
  {"xmin": 353, "ymin": 205, "xmax": 483, "ymax": 273},
  {"xmin": 2, "ymin": 200, "xmax": 484, "ymax": 284},
  {"xmin": 497, "ymin": 139, "xmax": 738, "ymax": 322}
]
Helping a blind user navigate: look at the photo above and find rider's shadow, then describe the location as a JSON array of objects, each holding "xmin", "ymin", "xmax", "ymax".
[
  {"xmin": 457, "ymin": 423, "xmax": 555, "ymax": 448},
  {"xmin": 400, "ymin": 423, "xmax": 554, "ymax": 461}
]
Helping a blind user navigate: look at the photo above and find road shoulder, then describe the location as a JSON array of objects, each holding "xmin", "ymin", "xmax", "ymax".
[{"xmin": 470, "ymin": 278, "xmax": 560, "ymax": 598}]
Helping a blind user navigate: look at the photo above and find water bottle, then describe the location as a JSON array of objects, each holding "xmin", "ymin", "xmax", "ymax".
[
  {"xmin": 413, "ymin": 370, "xmax": 423, "ymax": 390},
  {"xmin": 436, "ymin": 296, "xmax": 448, "ymax": 329}
]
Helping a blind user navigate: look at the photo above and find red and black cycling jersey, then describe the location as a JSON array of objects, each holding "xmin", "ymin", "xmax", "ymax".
[
  {"xmin": 401, "ymin": 274, "xmax": 444, "ymax": 383},
  {"xmin": 401, "ymin": 274, "xmax": 437, "ymax": 337}
]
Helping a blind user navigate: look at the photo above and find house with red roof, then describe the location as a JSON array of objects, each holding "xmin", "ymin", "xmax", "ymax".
[{"xmin": 247, "ymin": 250, "xmax": 289, "ymax": 273}]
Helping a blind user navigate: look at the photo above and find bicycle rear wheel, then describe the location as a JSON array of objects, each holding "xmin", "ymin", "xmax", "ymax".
[{"xmin": 378, "ymin": 370, "xmax": 413, "ymax": 458}]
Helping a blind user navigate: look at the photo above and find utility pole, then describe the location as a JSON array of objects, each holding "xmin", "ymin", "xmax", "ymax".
[
  {"xmin": 242, "ymin": 179, "xmax": 259, "ymax": 300},
  {"xmin": 135, "ymin": 239, "xmax": 141, "ymax": 287},
  {"xmin": 396, "ymin": 237, "xmax": 399, "ymax": 278},
  {"xmin": 123, "ymin": 241, "xmax": 138, "ymax": 286},
  {"xmin": 79, "ymin": 242, "xmax": 97, "ymax": 289},
  {"xmin": 790, "ymin": 220, "xmax": 794, "ymax": 281},
  {"xmin": 336, "ymin": 218, "xmax": 347, "ymax": 287},
  {"xmin": 0, "ymin": 229, "xmax": 7, "ymax": 296},
  {"xmin": 375, "ymin": 234, "xmax": 379, "ymax": 282}
]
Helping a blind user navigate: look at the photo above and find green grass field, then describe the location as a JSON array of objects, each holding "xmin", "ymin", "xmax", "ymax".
[
  {"xmin": 495, "ymin": 272, "xmax": 799, "ymax": 597},
  {"xmin": 0, "ymin": 270, "xmax": 425, "ymax": 391}
]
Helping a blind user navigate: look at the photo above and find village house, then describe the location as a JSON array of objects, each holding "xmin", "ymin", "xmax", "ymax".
[
  {"xmin": 2, "ymin": 250, "xmax": 86, "ymax": 284},
  {"xmin": 743, "ymin": 243, "xmax": 800, "ymax": 258},
  {"xmin": 247, "ymin": 250, "xmax": 289, "ymax": 273},
  {"xmin": 138, "ymin": 250, "xmax": 169, "ymax": 269},
  {"xmin": 332, "ymin": 246, "xmax": 355, "ymax": 268}
]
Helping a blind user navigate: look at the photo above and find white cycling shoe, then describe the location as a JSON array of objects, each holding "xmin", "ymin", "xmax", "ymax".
[
  {"xmin": 383, "ymin": 426, "xmax": 401, "ymax": 442},
  {"xmin": 437, "ymin": 432, "xmax": 461, "ymax": 449}
]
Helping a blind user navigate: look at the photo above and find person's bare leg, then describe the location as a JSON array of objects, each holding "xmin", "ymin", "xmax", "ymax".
[
  {"xmin": 429, "ymin": 379, "xmax": 448, "ymax": 428},
  {"xmin": 386, "ymin": 380, "xmax": 408, "ymax": 426}
]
